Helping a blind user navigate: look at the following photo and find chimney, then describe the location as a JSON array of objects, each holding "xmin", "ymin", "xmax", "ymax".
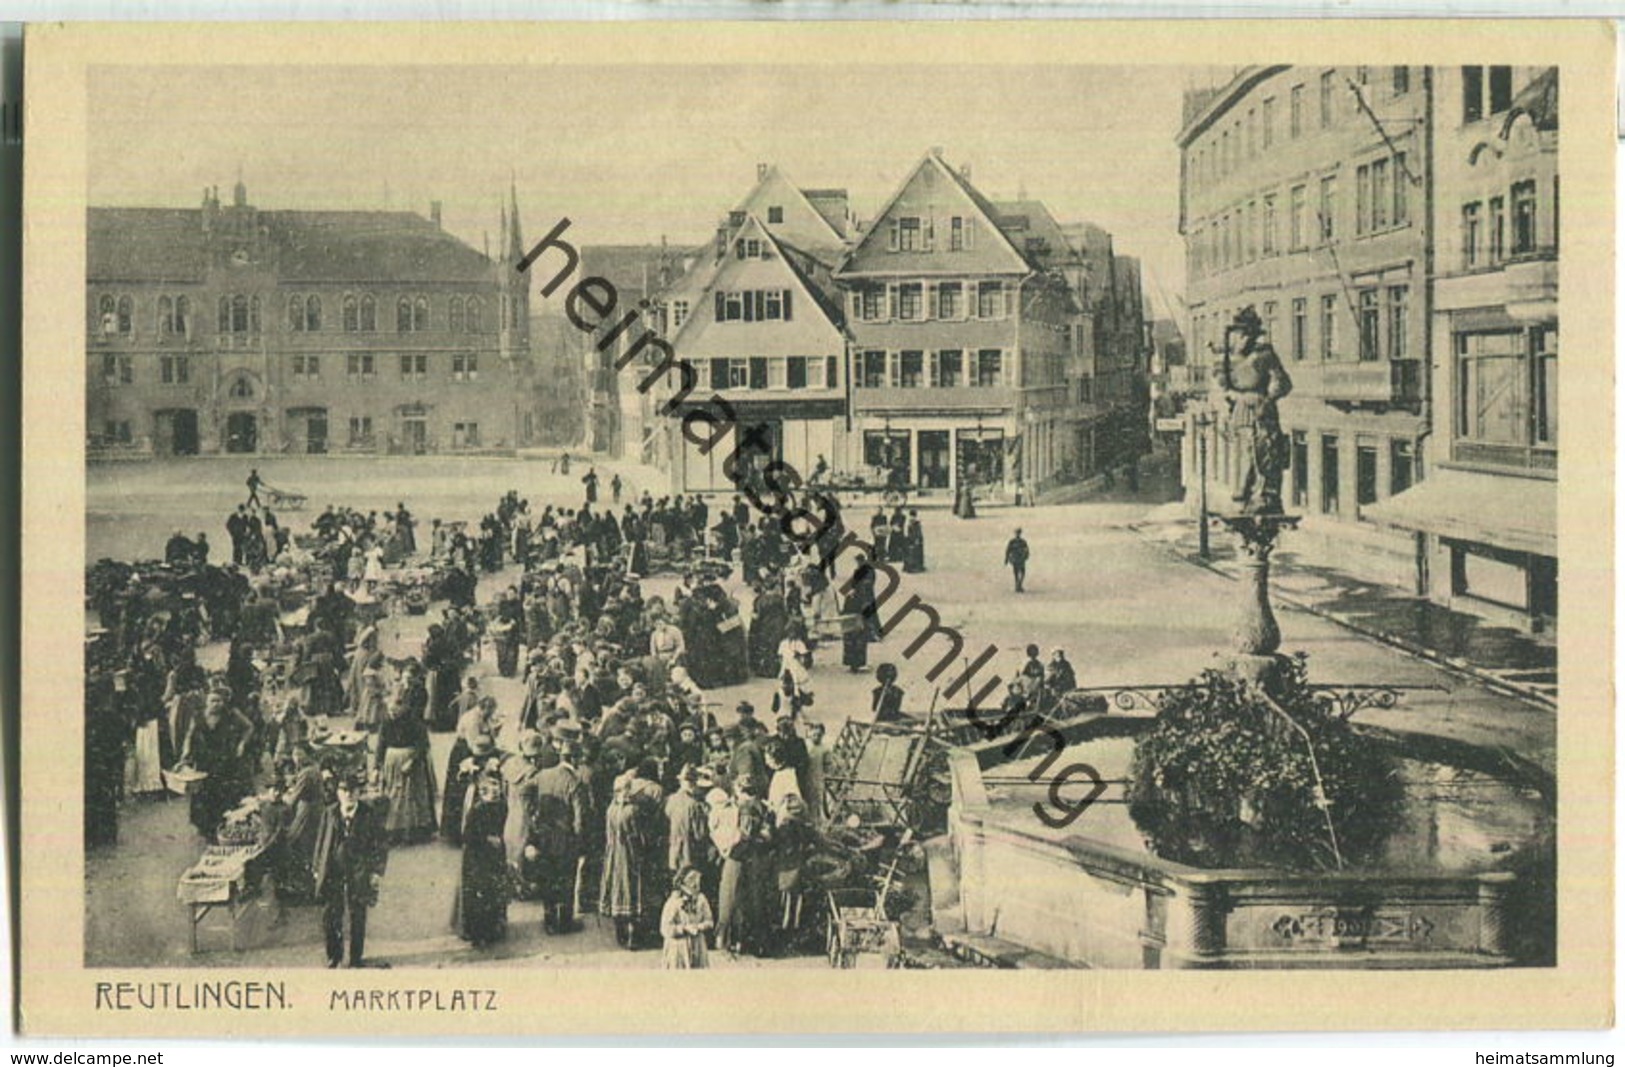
[
  {"xmin": 715, "ymin": 226, "xmax": 728, "ymax": 261},
  {"xmin": 430, "ymin": 200, "xmax": 442, "ymax": 227},
  {"xmin": 930, "ymin": 146, "xmax": 944, "ymax": 158},
  {"xmin": 757, "ymin": 163, "xmax": 769, "ymax": 181}
]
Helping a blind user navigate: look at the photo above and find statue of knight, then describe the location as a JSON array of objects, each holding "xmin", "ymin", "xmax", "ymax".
[{"xmin": 1215, "ymin": 305, "xmax": 1294, "ymax": 515}]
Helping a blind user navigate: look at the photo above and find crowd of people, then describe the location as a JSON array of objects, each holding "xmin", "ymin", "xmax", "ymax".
[{"xmin": 85, "ymin": 462, "xmax": 943, "ymax": 968}]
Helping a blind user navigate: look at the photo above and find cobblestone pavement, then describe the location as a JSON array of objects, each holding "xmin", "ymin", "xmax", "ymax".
[{"xmin": 83, "ymin": 454, "xmax": 1556, "ymax": 968}]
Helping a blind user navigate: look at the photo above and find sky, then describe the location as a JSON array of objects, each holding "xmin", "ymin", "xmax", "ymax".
[{"xmin": 88, "ymin": 64, "xmax": 1223, "ymax": 320}]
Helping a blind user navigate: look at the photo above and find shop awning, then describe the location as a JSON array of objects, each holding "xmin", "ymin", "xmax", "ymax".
[{"xmin": 1362, "ymin": 468, "xmax": 1555, "ymax": 558}]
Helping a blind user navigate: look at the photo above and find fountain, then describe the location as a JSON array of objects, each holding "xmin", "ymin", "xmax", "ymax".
[{"xmin": 931, "ymin": 308, "xmax": 1555, "ymax": 969}]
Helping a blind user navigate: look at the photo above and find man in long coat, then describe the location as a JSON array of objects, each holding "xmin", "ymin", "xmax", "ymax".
[
  {"xmin": 311, "ymin": 775, "xmax": 390, "ymax": 968},
  {"xmin": 533, "ymin": 735, "xmax": 589, "ymax": 934}
]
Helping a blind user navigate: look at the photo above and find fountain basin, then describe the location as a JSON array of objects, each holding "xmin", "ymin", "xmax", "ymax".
[{"xmin": 942, "ymin": 714, "xmax": 1553, "ymax": 969}]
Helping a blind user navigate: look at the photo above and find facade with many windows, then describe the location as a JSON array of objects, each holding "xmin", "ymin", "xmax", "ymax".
[
  {"xmin": 656, "ymin": 210, "xmax": 852, "ymax": 492},
  {"xmin": 1178, "ymin": 65, "xmax": 1430, "ymax": 589},
  {"xmin": 836, "ymin": 151, "xmax": 1082, "ymax": 495},
  {"xmin": 642, "ymin": 157, "xmax": 1137, "ymax": 497},
  {"xmin": 1367, "ymin": 67, "xmax": 1558, "ymax": 632},
  {"xmin": 88, "ymin": 181, "xmax": 533, "ymax": 457}
]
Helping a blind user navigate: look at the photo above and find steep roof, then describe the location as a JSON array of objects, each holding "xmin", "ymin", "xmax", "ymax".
[
  {"xmin": 87, "ymin": 205, "xmax": 495, "ymax": 284},
  {"xmin": 730, "ymin": 165, "xmax": 847, "ymax": 254},
  {"xmin": 576, "ymin": 244, "xmax": 673, "ymax": 304},
  {"xmin": 992, "ymin": 199, "xmax": 1082, "ymax": 271},
  {"xmin": 667, "ymin": 212, "xmax": 846, "ymax": 356},
  {"xmin": 87, "ymin": 209, "xmax": 209, "ymax": 282},
  {"xmin": 838, "ymin": 152, "xmax": 1035, "ymax": 277},
  {"xmin": 263, "ymin": 211, "xmax": 491, "ymax": 283}
]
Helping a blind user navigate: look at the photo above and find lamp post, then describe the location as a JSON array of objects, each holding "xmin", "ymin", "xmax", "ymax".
[{"xmin": 1194, "ymin": 409, "xmax": 1212, "ymax": 560}]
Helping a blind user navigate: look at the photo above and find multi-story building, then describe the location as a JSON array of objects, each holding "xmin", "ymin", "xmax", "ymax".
[
  {"xmin": 636, "ymin": 157, "xmax": 1149, "ymax": 497},
  {"xmin": 635, "ymin": 166, "xmax": 855, "ymax": 494},
  {"xmin": 1178, "ymin": 66, "xmax": 1430, "ymax": 588},
  {"xmin": 88, "ymin": 180, "xmax": 533, "ymax": 457},
  {"xmin": 654, "ymin": 207, "xmax": 852, "ymax": 493},
  {"xmin": 836, "ymin": 150, "xmax": 1081, "ymax": 496},
  {"xmin": 1367, "ymin": 67, "xmax": 1558, "ymax": 632}
]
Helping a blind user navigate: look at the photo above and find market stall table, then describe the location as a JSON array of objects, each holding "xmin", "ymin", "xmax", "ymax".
[{"xmin": 176, "ymin": 841, "xmax": 279, "ymax": 954}]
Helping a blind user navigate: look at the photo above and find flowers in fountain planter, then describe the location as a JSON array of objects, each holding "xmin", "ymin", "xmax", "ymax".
[{"xmin": 1127, "ymin": 654, "xmax": 1405, "ymax": 872}]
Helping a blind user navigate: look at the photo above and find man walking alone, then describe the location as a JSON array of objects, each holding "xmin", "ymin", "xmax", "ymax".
[{"xmin": 1004, "ymin": 528, "xmax": 1030, "ymax": 593}]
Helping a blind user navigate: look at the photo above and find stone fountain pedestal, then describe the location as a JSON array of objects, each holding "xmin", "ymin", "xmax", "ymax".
[{"xmin": 1212, "ymin": 512, "xmax": 1300, "ymax": 695}]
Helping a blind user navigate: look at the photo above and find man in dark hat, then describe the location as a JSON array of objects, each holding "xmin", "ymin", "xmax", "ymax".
[
  {"xmin": 165, "ymin": 529, "xmax": 194, "ymax": 566},
  {"xmin": 1003, "ymin": 528, "xmax": 1030, "ymax": 593},
  {"xmin": 533, "ymin": 727, "xmax": 589, "ymax": 934},
  {"xmin": 311, "ymin": 773, "xmax": 389, "ymax": 968}
]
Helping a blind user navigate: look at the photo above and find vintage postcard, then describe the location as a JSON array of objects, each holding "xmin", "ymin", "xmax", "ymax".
[{"xmin": 18, "ymin": 19, "xmax": 1614, "ymax": 1037}]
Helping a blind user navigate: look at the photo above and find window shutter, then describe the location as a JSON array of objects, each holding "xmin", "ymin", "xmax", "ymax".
[
  {"xmin": 964, "ymin": 219, "xmax": 976, "ymax": 250},
  {"xmin": 744, "ymin": 291, "xmax": 756, "ymax": 323},
  {"xmin": 710, "ymin": 359, "xmax": 727, "ymax": 390},
  {"xmin": 782, "ymin": 289, "xmax": 793, "ymax": 321},
  {"xmin": 924, "ymin": 213, "xmax": 936, "ymax": 251},
  {"xmin": 827, "ymin": 356, "xmax": 839, "ymax": 389},
  {"xmin": 926, "ymin": 283, "xmax": 937, "ymax": 320},
  {"xmin": 928, "ymin": 350, "xmax": 939, "ymax": 386},
  {"xmin": 888, "ymin": 284, "xmax": 898, "ymax": 321},
  {"xmin": 715, "ymin": 292, "xmax": 726, "ymax": 321},
  {"xmin": 887, "ymin": 220, "xmax": 899, "ymax": 253},
  {"xmin": 888, "ymin": 351, "xmax": 900, "ymax": 389},
  {"xmin": 1005, "ymin": 285, "xmax": 1015, "ymax": 319},
  {"xmin": 968, "ymin": 284, "xmax": 980, "ymax": 320},
  {"xmin": 851, "ymin": 293, "xmax": 861, "ymax": 319}
]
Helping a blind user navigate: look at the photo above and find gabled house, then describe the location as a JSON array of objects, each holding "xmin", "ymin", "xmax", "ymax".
[
  {"xmin": 723, "ymin": 163, "xmax": 852, "ymax": 264},
  {"xmin": 650, "ymin": 211, "xmax": 852, "ymax": 493},
  {"xmin": 835, "ymin": 150, "xmax": 1078, "ymax": 495}
]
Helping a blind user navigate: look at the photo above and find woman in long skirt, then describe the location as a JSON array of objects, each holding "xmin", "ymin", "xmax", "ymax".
[
  {"xmin": 352, "ymin": 667, "xmax": 388, "ymax": 732},
  {"xmin": 442, "ymin": 696, "xmax": 500, "ymax": 846},
  {"xmin": 276, "ymin": 743, "xmax": 324, "ymax": 901},
  {"xmin": 453, "ymin": 773, "xmax": 510, "ymax": 948},
  {"xmin": 660, "ymin": 866, "xmax": 713, "ymax": 969},
  {"xmin": 346, "ymin": 625, "xmax": 382, "ymax": 717},
  {"xmin": 840, "ymin": 591, "xmax": 868, "ymax": 674},
  {"xmin": 598, "ymin": 778, "xmax": 648, "ymax": 949},
  {"xmin": 376, "ymin": 698, "xmax": 438, "ymax": 845}
]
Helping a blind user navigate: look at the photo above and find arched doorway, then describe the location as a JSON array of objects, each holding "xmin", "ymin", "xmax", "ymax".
[
  {"xmin": 225, "ymin": 412, "xmax": 258, "ymax": 453},
  {"xmin": 220, "ymin": 371, "xmax": 263, "ymax": 454}
]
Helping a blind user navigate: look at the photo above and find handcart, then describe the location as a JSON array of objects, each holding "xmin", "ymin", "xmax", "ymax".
[
  {"xmin": 263, "ymin": 485, "xmax": 308, "ymax": 510},
  {"xmin": 824, "ymin": 856, "xmax": 905, "ymax": 969}
]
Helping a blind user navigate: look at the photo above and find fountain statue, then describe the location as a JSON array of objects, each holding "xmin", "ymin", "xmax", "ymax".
[{"xmin": 1215, "ymin": 304, "xmax": 1293, "ymax": 516}]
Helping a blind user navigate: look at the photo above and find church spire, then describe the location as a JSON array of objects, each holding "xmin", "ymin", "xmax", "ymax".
[{"xmin": 507, "ymin": 175, "xmax": 524, "ymax": 263}]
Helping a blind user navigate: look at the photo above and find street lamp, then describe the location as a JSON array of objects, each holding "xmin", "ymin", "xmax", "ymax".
[{"xmin": 1194, "ymin": 408, "xmax": 1212, "ymax": 560}]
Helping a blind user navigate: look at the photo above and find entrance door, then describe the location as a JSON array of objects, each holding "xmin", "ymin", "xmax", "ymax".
[
  {"xmin": 918, "ymin": 431, "xmax": 951, "ymax": 489},
  {"xmin": 225, "ymin": 412, "xmax": 258, "ymax": 454},
  {"xmin": 403, "ymin": 418, "xmax": 428, "ymax": 455},
  {"xmin": 153, "ymin": 409, "xmax": 201, "ymax": 456},
  {"xmin": 305, "ymin": 410, "xmax": 328, "ymax": 454}
]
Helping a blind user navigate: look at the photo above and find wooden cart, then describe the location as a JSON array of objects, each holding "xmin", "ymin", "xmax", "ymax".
[
  {"xmin": 824, "ymin": 885, "xmax": 903, "ymax": 968},
  {"xmin": 263, "ymin": 485, "xmax": 308, "ymax": 510}
]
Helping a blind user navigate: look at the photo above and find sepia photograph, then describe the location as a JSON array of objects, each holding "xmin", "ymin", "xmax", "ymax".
[{"xmin": 18, "ymin": 20, "xmax": 1613, "ymax": 1036}]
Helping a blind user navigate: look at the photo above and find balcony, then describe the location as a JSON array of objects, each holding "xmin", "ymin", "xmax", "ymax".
[{"xmin": 1314, "ymin": 358, "xmax": 1422, "ymax": 411}]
